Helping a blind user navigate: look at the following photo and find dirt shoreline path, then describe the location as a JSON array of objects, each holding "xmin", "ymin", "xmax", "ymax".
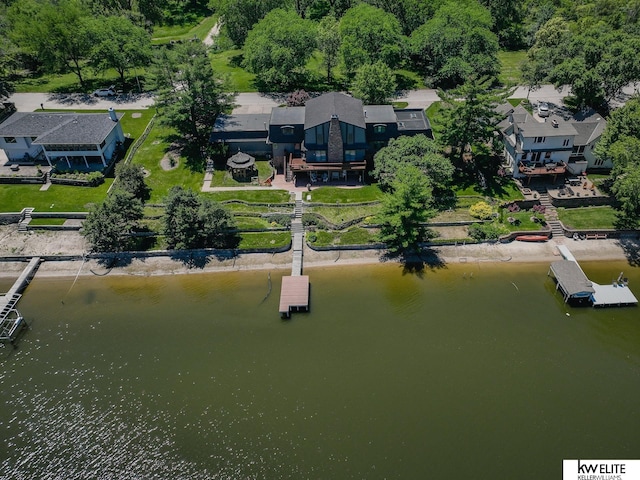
[{"xmin": 0, "ymin": 226, "xmax": 637, "ymax": 280}]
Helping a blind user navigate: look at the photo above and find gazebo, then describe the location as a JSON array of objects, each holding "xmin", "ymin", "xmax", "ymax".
[{"xmin": 226, "ymin": 151, "xmax": 257, "ymax": 181}]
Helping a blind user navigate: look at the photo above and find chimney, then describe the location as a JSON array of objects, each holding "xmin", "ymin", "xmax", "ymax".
[{"xmin": 108, "ymin": 107, "xmax": 118, "ymax": 122}]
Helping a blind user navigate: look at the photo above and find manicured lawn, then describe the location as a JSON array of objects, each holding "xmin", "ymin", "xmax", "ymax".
[
  {"xmin": 210, "ymin": 49, "xmax": 256, "ymax": 92},
  {"xmin": 501, "ymin": 211, "xmax": 546, "ymax": 232},
  {"xmin": 432, "ymin": 208, "xmax": 476, "ymax": 223},
  {"xmin": 498, "ymin": 50, "xmax": 527, "ymax": 86},
  {"xmin": 425, "ymin": 101, "xmax": 445, "ymax": 137},
  {"xmin": 234, "ymin": 217, "xmax": 277, "ymax": 230},
  {"xmin": 309, "ymin": 227, "xmax": 378, "ymax": 247},
  {"xmin": 223, "ymin": 203, "xmax": 292, "ymax": 214},
  {"xmin": 130, "ymin": 124, "xmax": 204, "ymax": 202},
  {"xmin": 0, "ymin": 180, "xmax": 113, "ymax": 212},
  {"xmin": 557, "ymin": 206, "xmax": 618, "ymax": 229},
  {"xmin": 308, "ymin": 185, "xmax": 384, "ymax": 203},
  {"xmin": 454, "ymin": 180, "xmax": 523, "ymax": 201},
  {"xmin": 306, "ymin": 204, "xmax": 381, "ymax": 224},
  {"xmin": 207, "ymin": 190, "xmax": 292, "ymax": 203},
  {"xmin": 238, "ymin": 231, "xmax": 291, "ymax": 249},
  {"xmin": 13, "ymin": 68, "xmax": 148, "ymax": 94},
  {"xmin": 152, "ymin": 15, "xmax": 218, "ymax": 44},
  {"xmin": 27, "ymin": 218, "xmax": 67, "ymax": 226},
  {"xmin": 209, "ymin": 161, "xmax": 273, "ymax": 187}
]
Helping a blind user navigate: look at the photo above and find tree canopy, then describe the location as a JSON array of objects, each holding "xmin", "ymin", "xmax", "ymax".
[
  {"xmin": 372, "ymin": 134, "xmax": 454, "ymax": 198},
  {"xmin": 152, "ymin": 41, "xmax": 232, "ymax": 147},
  {"xmin": 163, "ymin": 186, "xmax": 236, "ymax": 249},
  {"xmin": 243, "ymin": 8, "xmax": 317, "ymax": 90},
  {"xmin": 410, "ymin": 1, "xmax": 499, "ymax": 88},
  {"xmin": 351, "ymin": 62, "xmax": 397, "ymax": 105},
  {"xmin": 211, "ymin": 0, "xmax": 282, "ymax": 46},
  {"xmin": 338, "ymin": 4, "xmax": 402, "ymax": 76},
  {"xmin": 377, "ymin": 164, "xmax": 435, "ymax": 254}
]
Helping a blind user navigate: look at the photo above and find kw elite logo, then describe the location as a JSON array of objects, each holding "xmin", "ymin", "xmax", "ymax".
[{"xmin": 563, "ymin": 460, "xmax": 640, "ymax": 480}]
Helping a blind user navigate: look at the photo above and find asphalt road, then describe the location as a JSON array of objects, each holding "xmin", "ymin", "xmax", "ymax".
[{"xmin": 8, "ymin": 84, "xmax": 639, "ymax": 114}]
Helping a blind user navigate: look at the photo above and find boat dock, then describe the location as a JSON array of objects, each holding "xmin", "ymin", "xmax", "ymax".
[
  {"xmin": 549, "ymin": 246, "xmax": 637, "ymax": 307},
  {"xmin": 279, "ymin": 192, "xmax": 310, "ymax": 318},
  {"xmin": 0, "ymin": 257, "xmax": 41, "ymax": 345}
]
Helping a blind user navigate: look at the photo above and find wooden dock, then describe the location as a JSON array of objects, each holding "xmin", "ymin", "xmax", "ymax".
[
  {"xmin": 279, "ymin": 192, "xmax": 309, "ymax": 317},
  {"xmin": 0, "ymin": 257, "xmax": 41, "ymax": 345}
]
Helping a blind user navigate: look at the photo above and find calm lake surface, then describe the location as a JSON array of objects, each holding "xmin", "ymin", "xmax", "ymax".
[{"xmin": 1, "ymin": 261, "xmax": 639, "ymax": 479}]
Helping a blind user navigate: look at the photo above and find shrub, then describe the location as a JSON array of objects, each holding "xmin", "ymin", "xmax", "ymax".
[
  {"xmin": 469, "ymin": 201, "xmax": 494, "ymax": 220},
  {"xmin": 266, "ymin": 213, "xmax": 291, "ymax": 227},
  {"xmin": 468, "ymin": 222, "xmax": 509, "ymax": 241}
]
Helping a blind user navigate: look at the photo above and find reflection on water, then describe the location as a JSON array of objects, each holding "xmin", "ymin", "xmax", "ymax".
[{"xmin": 1, "ymin": 262, "xmax": 639, "ymax": 479}]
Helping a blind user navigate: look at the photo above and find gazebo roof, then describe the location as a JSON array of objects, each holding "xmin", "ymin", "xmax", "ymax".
[{"xmin": 227, "ymin": 151, "xmax": 256, "ymax": 169}]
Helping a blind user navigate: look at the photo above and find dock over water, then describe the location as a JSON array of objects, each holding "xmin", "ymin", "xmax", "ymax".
[
  {"xmin": 0, "ymin": 257, "xmax": 41, "ymax": 345},
  {"xmin": 549, "ymin": 246, "xmax": 637, "ymax": 307},
  {"xmin": 279, "ymin": 192, "xmax": 310, "ymax": 317}
]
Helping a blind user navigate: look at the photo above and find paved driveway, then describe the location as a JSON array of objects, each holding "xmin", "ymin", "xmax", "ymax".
[{"xmin": 8, "ymin": 92, "xmax": 156, "ymax": 112}]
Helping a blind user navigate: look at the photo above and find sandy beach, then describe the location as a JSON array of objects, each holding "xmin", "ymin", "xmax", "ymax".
[{"xmin": 1, "ymin": 224, "xmax": 638, "ymax": 280}]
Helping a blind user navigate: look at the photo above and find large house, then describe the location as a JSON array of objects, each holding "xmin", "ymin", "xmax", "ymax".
[
  {"xmin": 499, "ymin": 104, "xmax": 607, "ymax": 181},
  {"xmin": 211, "ymin": 92, "xmax": 432, "ymax": 180},
  {"xmin": 0, "ymin": 108, "xmax": 125, "ymax": 169}
]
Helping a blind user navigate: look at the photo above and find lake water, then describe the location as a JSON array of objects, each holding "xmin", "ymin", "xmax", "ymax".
[{"xmin": 1, "ymin": 261, "xmax": 639, "ymax": 479}]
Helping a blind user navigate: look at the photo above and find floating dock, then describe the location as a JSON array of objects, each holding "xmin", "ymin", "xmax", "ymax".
[
  {"xmin": 0, "ymin": 257, "xmax": 41, "ymax": 345},
  {"xmin": 549, "ymin": 246, "xmax": 637, "ymax": 307}
]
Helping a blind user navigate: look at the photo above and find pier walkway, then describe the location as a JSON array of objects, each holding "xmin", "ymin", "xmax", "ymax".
[
  {"xmin": 279, "ymin": 192, "xmax": 309, "ymax": 317},
  {"xmin": 550, "ymin": 246, "xmax": 637, "ymax": 307},
  {"xmin": 0, "ymin": 257, "xmax": 40, "ymax": 345}
]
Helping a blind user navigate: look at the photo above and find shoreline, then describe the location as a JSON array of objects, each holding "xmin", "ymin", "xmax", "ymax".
[{"xmin": 1, "ymin": 236, "xmax": 637, "ymax": 281}]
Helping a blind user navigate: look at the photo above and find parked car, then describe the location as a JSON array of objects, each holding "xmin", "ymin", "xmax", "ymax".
[
  {"xmin": 93, "ymin": 86, "xmax": 116, "ymax": 97},
  {"xmin": 538, "ymin": 102, "xmax": 550, "ymax": 117}
]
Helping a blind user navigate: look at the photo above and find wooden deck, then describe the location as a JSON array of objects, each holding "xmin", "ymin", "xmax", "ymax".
[{"xmin": 279, "ymin": 275, "xmax": 309, "ymax": 318}]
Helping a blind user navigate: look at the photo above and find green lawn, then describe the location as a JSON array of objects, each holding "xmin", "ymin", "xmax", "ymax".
[
  {"xmin": 498, "ymin": 50, "xmax": 527, "ymax": 86},
  {"xmin": 13, "ymin": 68, "xmax": 149, "ymax": 94},
  {"xmin": 425, "ymin": 101, "xmax": 445, "ymax": 138},
  {"xmin": 152, "ymin": 14, "xmax": 218, "ymax": 45},
  {"xmin": 0, "ymin": 180, "xmax": 113, "ymax": 212},
  {"xmin": 309, "ymin": 227, "xmax": 378, "ymax": 247},
  {"xmin": 454, "ymin": 180, "xmax": 523, "ymax": 201},
  {"xmin": 238, "ymin": 231, "xmax": 291, "ymax": 249},
  {"xmin": 557, "ymin": 206, "xmax": 618, "ymax": 229},
  {"xmin": 207, "ymin": 190, "xmax": 292, "ymax": 203},
  {"xmin": 208, "ymin": 161, "xmax": 273, "ymax": 187},
  {"xmin": 502, "ymin": 211, "xmax": 546, "ymax": 232},
  {"xmin": 306, "ymin": 204, "xmax": 381, "ymax": 224},
  {"xmin": 27, "ymin": 217, "xmax": 67, "ymax": 226},
  {"xmin": 210, "ymin": 49, "xmax": 256, "ymax": 92},
  {"xmin": 308, "ymin": 185, "xmax": 384, "ymax": 203}
]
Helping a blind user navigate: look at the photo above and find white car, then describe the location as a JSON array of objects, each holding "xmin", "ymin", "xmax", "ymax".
[
  {"xmin": 538, "ymin": 102, "xmax": 550, "ymax": 117},
  {"xmin": 93, "ymin": 87, "xmax": 116, "ymax": 97}
]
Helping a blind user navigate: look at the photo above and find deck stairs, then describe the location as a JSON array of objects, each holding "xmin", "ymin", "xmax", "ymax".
[
  {"xmin": 18, "ymin": 208, "xmax": 34, "ymax": 232},
  {"xmin": 538, "ymin": 192, "xmax": 564, "ymax": 239}
]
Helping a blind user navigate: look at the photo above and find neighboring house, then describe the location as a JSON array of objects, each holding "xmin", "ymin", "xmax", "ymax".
[
  {"xmin": 211, "ymin": 92, "xmax": 432, "ymax": 179},
  {"xmin": 0, "ymin": 108, "xmax": 125, "ymax": 169},
  {"xmin": 499, "ymin": 104, "xmax": 607, "ymax": 180}
]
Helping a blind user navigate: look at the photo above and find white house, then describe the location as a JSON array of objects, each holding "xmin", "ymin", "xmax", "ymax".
[
  {"xmin": 499, "ymin": 105, "xmax": 607, "ymax": 180},
  {"xmin": 0, "ymin": 108, "xmax": 125, "ymax": 169}
]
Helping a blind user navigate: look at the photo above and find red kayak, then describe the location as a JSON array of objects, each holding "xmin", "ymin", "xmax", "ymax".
[{"xmin": 515, "ymin": 235, "xmax": 549, "ymax": 242}]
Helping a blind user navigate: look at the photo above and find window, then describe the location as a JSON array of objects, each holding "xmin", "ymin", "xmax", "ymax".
[
  {"xmin": 534, "ymin": 136, "xmax": 545, "ymax": 143},
  {"xmin": 281, "ymin": 125, "xmax": 295, "ymax": 136},
  {"xmin": 315, "ymin": 125, "xmax": 324, "ymax": 144},
  {"xmin": 594, "ymin": 157, "xmax": 606, "ymax": 167},
  {"xmin": 572, "ymin": 145, "xmax": 585, "ymax": 155},
  {"xmin": 562, "ymin": 138, "xmax": 570, "ymax": 147},
  {"xmin": 345, "ymin": 150, "xmax": 357, "ymax": 161},
  {"xmin": 3, "ymin": 137, "xmax": 16, "ymax": 144},
  {"xmin": 315, "ymin": 150, "xmax": 326, "ymax": 162},
  {"xmin": 373, "ymin": 124, "xmax": 386, "ymax": 134},
  {"xmin": 545, "ymin": 151, "xmax": 551, "ymax": 159}
]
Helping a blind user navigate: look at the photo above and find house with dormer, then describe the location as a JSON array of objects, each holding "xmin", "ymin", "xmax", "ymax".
[
  {"xmin": 211, "ymin": 92, "xmax": 432, "ymax": 180},
  {"xmin": 499, "ymin": 104, "xmax": 607, "ymax": 181}
]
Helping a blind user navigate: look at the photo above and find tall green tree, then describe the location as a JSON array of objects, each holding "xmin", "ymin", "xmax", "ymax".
[
  {"xmin": 151, "ymin": 41, "xmax": 232, "ymax": 147},
  {"xmin": 438, "ymin": 77, "xmax": 509, "ymax": 159},
  {"xmin": 479, "ymin": 0, "xmax": 525, "ymax": 49},
  {"xmin": 88, "ymin": 15, "xmax": 152, "ymax": 89},
  {"xmin": 82, "ymin": 190, "xmax": 144, "ymax": 253},
  {"xmin": 317, "ymin": 15, "xmax": 341, "ymax": 84},
  {"xmin": 362, "ymin": 0, "xmax": 444, "ymax": 35},
  {"xmin": 378, "ymin": 164, "xmax": 435, "ymax": 254},
  {"xmin": 339, "ymin": 3, "xmax": 402, "ymax": 76},
  {"xmin": 9, "ymin": 0, "xmax": 93, "ymax": 88},
  {"xmin": 594, "ymin": 96, "xmax": 640, "ymax": 163},
  {"xmin": 163, "ymin": 186, "xmax": 236, "ymax": 249},
  {"xmin": 243, "ymin": 8, "xmax": 317, "ymax": 90},
  {"xmin": 114, "ymin": 162, "xmax": 151, "ymax": 201},
  {"xmin": 612, "ymin": 165, "xmax": 640, "ymax": 229},
  {"xmin": 210, "ymin": 0, "xmax": 282, "ymax": 46},
  {"xmin": 351, "ymin": 62, "xmax": 397, "ymax": 105},
  {"xmin": 0, "ymin": 8, "xmax": 17, "ymax": 98},
  {"xmin": 410, "ymin": 0, "xmax": 499, "ymax": 88},
  {"xmin": 372, "ymin": 134, "xmax": 454, "ymax": 197}
]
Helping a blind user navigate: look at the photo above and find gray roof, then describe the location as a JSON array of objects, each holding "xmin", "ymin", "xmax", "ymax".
[
  {"xmin": 550, "ymin": 260, "xmax": 595, "ymax": 296},
  {"xmin": 396, "ymin": 109, "xmax": 431, "ymax": 132},
  {"xmin": 227, "ymin": 151, "xmax": 256, "ymax": 169},
  {"xmin": 571, "ymin": 111, "xmax": 606, "ymax": 146},
  {"xmin": 304, "ymin": 92, "xmax": 365, "ymax": 130},
  {"xmin": 519, "ymin": 115, "xmax": 578, "ymax": 138},
  {"xmin": 270, "ymin": 107, "xmax": 305, "ymax": 126},
  {"xmin": 0, "ymin": 111, "xmax": 123, "ymax": 145},
  {"xmin": 363, "ymin": 105, "xmax": 396, "ymax": 124},
  {"xmin": 495, "ymin": 102, "xmax": 515, "ymax": 116},
  {"xmin": 213, "ymin": 114, "xmax": 270, "ymax": 133}
]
